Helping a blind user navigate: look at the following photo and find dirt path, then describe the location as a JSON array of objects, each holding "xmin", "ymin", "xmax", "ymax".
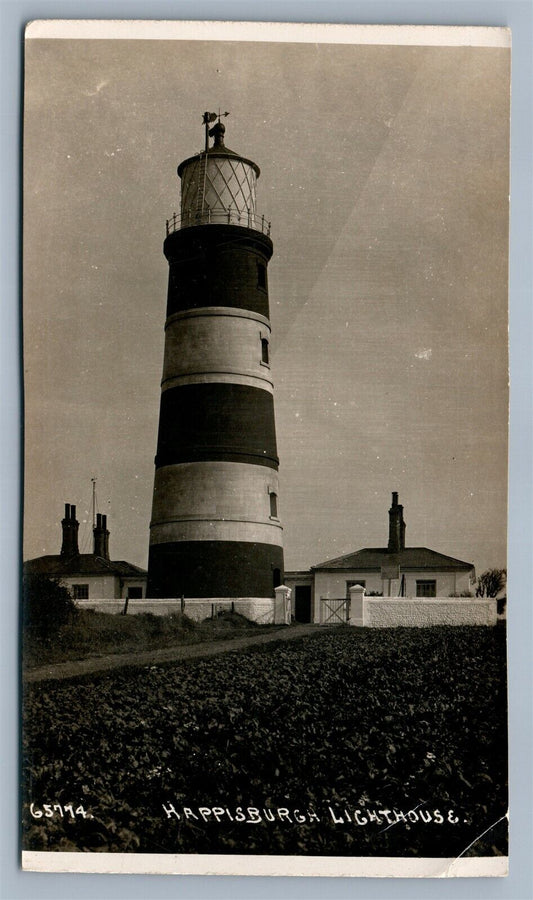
[{"xmin": 23, "ymin": 624, "xmax": 332, "ymax": 684}]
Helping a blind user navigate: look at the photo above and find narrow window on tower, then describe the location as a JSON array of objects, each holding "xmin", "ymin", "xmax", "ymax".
[
  {"xmin": 257, "ymin": 262, "xmax": 267, "ymax": 290},
  {"xmin": 261, "ymin": 337, "xmax": 269, "ymax": 365},
  {"xmin": 269, "ymin": 491, "xmax": 278, "ymax": 518}
]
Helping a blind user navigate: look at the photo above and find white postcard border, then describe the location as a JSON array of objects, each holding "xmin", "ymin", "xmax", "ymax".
[
  {"xmin": 25, "ymin": 19, "xmax": 510, "ymax": 47},
  {"xmin": 23, "ymin": 850, "xmax": 508, "ymax": 878}
]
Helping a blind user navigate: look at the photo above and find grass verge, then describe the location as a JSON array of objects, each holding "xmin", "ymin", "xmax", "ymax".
[{"xmin": 23, "ymin": 609, "xmax": 284, "ymax": 668}]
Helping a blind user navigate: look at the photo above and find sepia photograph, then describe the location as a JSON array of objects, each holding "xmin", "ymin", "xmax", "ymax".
[{"xmin": 21, "ymin": 20, "xmax": 510, "ymax": 877}]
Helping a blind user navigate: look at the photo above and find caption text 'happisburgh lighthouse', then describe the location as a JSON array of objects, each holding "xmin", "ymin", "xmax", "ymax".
[{"xmin": 147, "ymin": 113, "xmax": 284, "ymax": 600}]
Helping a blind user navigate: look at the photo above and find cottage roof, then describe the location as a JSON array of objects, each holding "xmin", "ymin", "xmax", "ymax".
[
  {"xmin": 311, "ymin": 546, "xmax": 474, "ymax": 572},
  {"xmin": 23, "ymin": 554, "xmax": 146, "ymax": 579}
]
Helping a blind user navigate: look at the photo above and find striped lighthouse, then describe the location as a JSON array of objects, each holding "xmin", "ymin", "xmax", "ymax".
[{"xmin": 147, "ymin": 114, "xmax": 284, "ymax": 601}]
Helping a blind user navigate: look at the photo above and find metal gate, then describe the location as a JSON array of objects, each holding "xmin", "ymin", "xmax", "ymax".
[{"xmin": 320, "ymin": 598, "xmax": 348, "ymax": 625}]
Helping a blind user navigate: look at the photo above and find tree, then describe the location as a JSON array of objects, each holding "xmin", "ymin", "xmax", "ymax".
[
  {"xmin": 23, "ymin": 572, "xmax": 78, "ymax": 640},
  {"xmin": 475, "ymin": 569, "xmax": 507, "ymax": 598}
]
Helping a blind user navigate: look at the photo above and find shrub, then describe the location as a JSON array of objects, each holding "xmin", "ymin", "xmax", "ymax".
[
  {"xmin": 23, "ymin": 573, "xmax": 78, "ymax": 640},
  {"xmin": 475, "ymin": 569, "xmax": 506, "ymax": 598}
]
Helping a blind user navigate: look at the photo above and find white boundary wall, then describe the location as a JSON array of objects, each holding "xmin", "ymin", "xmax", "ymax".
[
  {"xmin": 362, "ymin": 597, "xmax": 497, "ymax": 627},
  {"xmin": 75, "ymin": 597, "xmax": 280, "ymax": 624}
]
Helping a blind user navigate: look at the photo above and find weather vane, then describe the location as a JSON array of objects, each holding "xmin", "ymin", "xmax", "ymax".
[{"xmin": 202, "ymin": 109, "xmax": 230, "ymax": 151}]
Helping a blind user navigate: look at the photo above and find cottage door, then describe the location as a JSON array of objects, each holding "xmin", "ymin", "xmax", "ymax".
[{"xmin": 294, "ymin": 586, "xmax": 311, "ymax": 623}]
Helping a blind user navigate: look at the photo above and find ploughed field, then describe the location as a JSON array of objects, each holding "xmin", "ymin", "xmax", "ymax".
[{"xmin": 23, "ymin": 625, "xmax": 507, "ymax": 857}]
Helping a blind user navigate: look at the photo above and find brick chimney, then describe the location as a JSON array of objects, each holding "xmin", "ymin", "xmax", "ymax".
[
  {"xmin": 93, "ymin": 513, "xmax": 110, "ymax": 559},
  {"xmin": 61, "ymin": 503, "xmax": 80, "ymax": 556},
  {"xmin": 388, "ymin": 491, "xmax": 406, "ymax": 553}
]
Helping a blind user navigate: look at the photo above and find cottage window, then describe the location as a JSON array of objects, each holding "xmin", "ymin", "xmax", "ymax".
[
  {"xmin": 416, "ymin": 580, "xmax": 437, "ymax": 598},
  {"xmin": 127, "ymin": 587, "xmax": 143, "ymax": 600},
  {"xmin": 72, "ymin": 584, "xmax": 89, "ymax": 600}
]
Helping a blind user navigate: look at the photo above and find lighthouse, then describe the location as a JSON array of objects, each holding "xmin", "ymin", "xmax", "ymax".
[{"xmin": 147, "ymin": 113, "xmax": 284, "ymax": 601}]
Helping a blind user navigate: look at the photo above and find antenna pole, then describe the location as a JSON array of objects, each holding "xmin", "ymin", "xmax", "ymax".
[
  {"xmin": 202, "ymin": 111, "xmax": 213, "ymax": 154},
  {"xmin": 91, "ymin": 478, "xmax": 96, "ymax": 528}
]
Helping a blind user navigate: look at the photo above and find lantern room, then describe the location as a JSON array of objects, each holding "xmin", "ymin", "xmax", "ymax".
[{"xmin": 169, "ymin": 119, "xmax": 269, "ymax": 234}]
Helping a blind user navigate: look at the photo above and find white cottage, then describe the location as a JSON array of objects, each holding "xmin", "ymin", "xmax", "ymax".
[
  {"xmin": 285, "ymin": 493, "xmax": 475, "ymax": 624},
  {"xmin": 23, "ymin": 503, "xmax": 147, "ymax": 601}
]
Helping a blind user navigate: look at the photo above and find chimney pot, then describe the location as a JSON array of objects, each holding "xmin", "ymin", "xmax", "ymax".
[
  {"xmin": 93, "ymin": 512, "xmax": 110, "ymax": 559},
  {"xmin": 61, "ymin": 502, "xmax": 80, "ymax": 556},
  {"xmin": 388, "ymin": 492, "xmax": 405, "ymax": 554}
]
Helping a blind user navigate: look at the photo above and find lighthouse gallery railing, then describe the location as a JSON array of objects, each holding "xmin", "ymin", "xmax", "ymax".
[{"xmin": 166, "ymin": 208, "xmax": 271, "ymax": 237}]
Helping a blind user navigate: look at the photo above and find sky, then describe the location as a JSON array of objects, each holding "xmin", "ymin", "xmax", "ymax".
[{"xmin": 23, "ymin": 26, "xmax": 510, "ymax": 575}]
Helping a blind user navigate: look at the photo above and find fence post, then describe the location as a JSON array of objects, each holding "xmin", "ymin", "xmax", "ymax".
[
  {"xmin": 274, "ymin": 585, "xmax": 291, "ymax": 625},
  {"xmin": 180, "ymin": 595, "xmax": 185, "ymax": 615},
  {"xmin": 348, "ymin": 584, "xmax": 365, "ymax": 627}
]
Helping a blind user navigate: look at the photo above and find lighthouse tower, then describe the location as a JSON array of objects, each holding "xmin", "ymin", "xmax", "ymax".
[{"xmin": 147, "ymin": 114, "xmax": 284, "ymax": 601}]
